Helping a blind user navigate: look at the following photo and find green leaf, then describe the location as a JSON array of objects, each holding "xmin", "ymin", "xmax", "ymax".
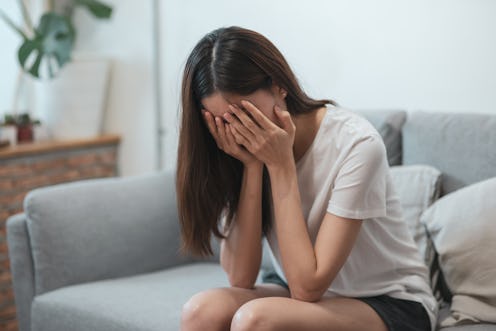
[
  {"xmin": 17, "ymin": 12, "xmax": 75, "ymax": 79},
  {"xmin": 0, "ymin": 8, "xmax": 27, "ymax": 39},
  {"xmin": 73, "ymin": 0, "xmax": 113, "ymax": 19}
]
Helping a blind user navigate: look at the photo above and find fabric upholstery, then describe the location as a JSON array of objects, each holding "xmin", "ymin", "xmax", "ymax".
[
  {"xmin": 421, "ymin": 177, "xmax": 496, "ymax": 328},
  {"xmin": 6, "ymin": 213, "xmax": 35, "ymax": 331},
  {"xmin": 356, "ymin": 109, "xmax": 407, "ymax": 166},
  {"xmin": 24, "ymin": 170, "xmax": 194, "ymax": 296},
  {"xmin": 403, "ymin": 111, "xmax": 496, "ymax": 196},
  {"xmin": 389, "ymin": 165, "xmax": 442, "ymax": 267},
  {"xmin": 31, "ymin": 263, "xmax": 231, "ymax": 331},
  {"xmin": 30, "ymin": 261, "xmax": 496, "ymax": 331},
  {"xmin": 439, "ymin": 305, "xmax": 496, "ymax": 330}
]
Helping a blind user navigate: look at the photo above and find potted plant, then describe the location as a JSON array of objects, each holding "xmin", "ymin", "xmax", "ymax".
[
  {"xmin": 1, "ymin": 113, "xmax": 42, "ymax": 143},
  {"xmin": 0, "ymin": 0, "xmax": 113, "ymax": 141}
]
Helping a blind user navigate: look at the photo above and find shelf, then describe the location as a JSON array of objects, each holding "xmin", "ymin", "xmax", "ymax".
[{"xmin": 0, "ymin": 134, "xmax": 121, "ymax": 160}]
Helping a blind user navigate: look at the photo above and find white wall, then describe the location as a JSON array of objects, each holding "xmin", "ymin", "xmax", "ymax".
[
  {"xmin": 2, "ymin": 1, "xmax": 495, "ymax": 176},
  {"xmin": 159, "ymin": 0, "xmax": 496, "ymax": 171},
  {"xmin": 0, "ymin": 2, "xmax": 27, "ymax": 115},
  {"xmin": 0, "ymin": 0, "xmax": 157, "ymax": 177},
  {"xmin": 71, "ymin": 0, "xmax": 157, "ymax": 176}
]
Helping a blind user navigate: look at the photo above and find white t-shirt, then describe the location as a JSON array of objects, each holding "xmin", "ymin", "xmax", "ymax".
[{"xmin": 263, "ymin": 104, "xmax": 438, "ymax": 331}]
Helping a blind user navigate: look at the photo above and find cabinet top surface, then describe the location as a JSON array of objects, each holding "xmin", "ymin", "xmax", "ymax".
[{"xmin": 0, "ymin": 134, "xmax": 121, "ymax": 160}]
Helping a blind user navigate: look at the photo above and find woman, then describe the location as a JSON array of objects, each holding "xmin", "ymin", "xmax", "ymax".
[{"xmin": 176, "ymin": 26, "xmax": 437, "ymax": 331}]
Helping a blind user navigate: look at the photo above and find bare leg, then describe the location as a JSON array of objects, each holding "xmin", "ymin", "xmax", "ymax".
[
  {"xmin": 230, "ymin": 294, "xmax": 388, "ymax": 331},
  {"xmin": 181, "ymin": 284, "xmax": 291, "ymax": 331}
]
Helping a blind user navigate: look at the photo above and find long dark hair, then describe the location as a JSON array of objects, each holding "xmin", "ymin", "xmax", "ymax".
[{"xmin": 177, "ymin": 26, "xmax": 337, "ymax": 257}]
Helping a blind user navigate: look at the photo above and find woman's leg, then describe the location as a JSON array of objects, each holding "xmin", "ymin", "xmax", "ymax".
[
  {"xmin": 230, "ymin": 295, "xmax": 389, "ymax": 331},
  {"xmin": 181, "ymin": 284, "xmax": 291, "ymax": 331}
]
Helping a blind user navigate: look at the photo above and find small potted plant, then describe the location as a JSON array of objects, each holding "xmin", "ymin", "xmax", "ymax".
[{"xmin": 1, "ymin": 113, "xmax": 43, "ymax": 144}]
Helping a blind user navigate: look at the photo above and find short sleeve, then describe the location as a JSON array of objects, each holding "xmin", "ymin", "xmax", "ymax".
[{"xmin": 327, "ymin": 134, "xmax": 388, "ymax": 220}]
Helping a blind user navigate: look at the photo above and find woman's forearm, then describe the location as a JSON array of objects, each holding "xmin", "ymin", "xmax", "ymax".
[
  {"xmin": 267, "ymin": 162, "xmax": 318, "ymax": 298},
  {"xmin": 220, "ymin": 162, "xmax": 264, "ymax": 288}
]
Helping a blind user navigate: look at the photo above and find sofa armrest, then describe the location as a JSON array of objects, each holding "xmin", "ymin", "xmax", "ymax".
[
  {"xmin": 23, "ymin": 169, "xmax": 194, "ymax": 296},
  {"xmin": 6, "ymin": 213, "xmax": 35, "ymax": 331}
]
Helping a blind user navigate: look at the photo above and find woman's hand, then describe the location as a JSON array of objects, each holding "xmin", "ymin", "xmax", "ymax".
[
  {"xmin": 222, "ymin": 100, "xmax": 296, "ymax": 170},
  {"xmin": 203, "ymin": 109, "xmax": 262, "ymax": 168}
]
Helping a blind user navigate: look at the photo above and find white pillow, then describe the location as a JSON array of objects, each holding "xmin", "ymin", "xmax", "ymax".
[
  {"xmin": 389, "ymin": 164, "xmax": 442, "ymax": 267},
  {"xmin": 421, "ymin": 177, "xmax": 496, "ymax": 327}
]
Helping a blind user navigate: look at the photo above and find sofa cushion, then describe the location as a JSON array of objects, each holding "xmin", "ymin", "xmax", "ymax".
[
  {"xmin": 439, "ymin": 325, "xmax": 496, "ymax": 331},
  {"xmin": 389, "ymin": 165, "xmax": 442, "ymax": 267},
  {"xmin": 403, "ymin": 111, "xmax": 496, "ymax": 196},
  {"xmin": 31, "ymin": 262, "xmax": 496, "ymax": 331},
  {"xmin": 356, "ymin": 110, "xmax": 407, "ymax": 166},
  {"xmin": 31, "ymin": 263, "xmax": 231, "ymax": 331},
  {"xmin": 438, "ymin": 305, "xmax": 496, "ymax": 330},
  {"xmin": 421, "ymin": 177, "xmax": 496, "ymax": 328}
]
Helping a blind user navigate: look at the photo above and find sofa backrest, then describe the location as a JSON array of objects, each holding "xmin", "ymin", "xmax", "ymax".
[
  {"xmin": 24, "ymin": 170, "xmax": 192, "ymax": 296},
  {"xmin": 402, "ymin": 111, "xmax": 496, "ymax": 196}
]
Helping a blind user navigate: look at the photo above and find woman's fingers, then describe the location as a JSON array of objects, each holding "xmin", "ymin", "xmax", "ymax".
[
  {"xmin": 215, "ymin": 116, "xmax": 228, "ymax": 149},
  {"xmin": 203, "ymin": 110, "xmax": 218, "ymax": 137},
  {"xmin": 204, "ymin": 108, "xmax": 253, "ymax": 155},
  {"xmin": 240, "ymin": 100, "xmax": 275, "ymax": 131},
  {"xmin": 224, "ymin": 110, "xmax": 257, "ymax": 143},
  {"xmin": 226, "ymin": 123, "xmax": 243, "ymax": 147},
  {"xmin": 203, "ymin": 110, "xmax": 225, "ymax": 150},
  {"xmin": 228, "ymin": 123, "xmax": 248, "ymax": 147},
  {"xmin": 224, "ymin": 123, "xmax": 236, "ymax": 145},
  {"xmin": 228, "ymin": 104, "xmax": 263, "ymax": 135}
]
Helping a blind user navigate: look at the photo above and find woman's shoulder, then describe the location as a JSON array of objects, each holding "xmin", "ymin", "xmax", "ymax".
[{"xmin": 324, "ymin": 104, "xmax": 383, "ymax": 143}]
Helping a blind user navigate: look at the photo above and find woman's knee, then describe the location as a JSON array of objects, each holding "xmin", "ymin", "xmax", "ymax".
[
  {"xmin": 181, "ymin": 288, "xmax": 241, "ymax": 331},
  {"xmin": 231, "ymin": 298, "xmax": 275, "ymax": 331}
]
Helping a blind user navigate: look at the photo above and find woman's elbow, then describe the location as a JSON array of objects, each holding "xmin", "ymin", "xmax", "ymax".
[
  {"xmin": 290, "ymin": 286, "xmax": 326, "ymax": 302},
  {"xmin": 227, "ymin": 273, "xmax": 257, "ymax": 289},
  {"xmin": 230, "ymin": 280, "xmax": 256, "ymax": 289}
]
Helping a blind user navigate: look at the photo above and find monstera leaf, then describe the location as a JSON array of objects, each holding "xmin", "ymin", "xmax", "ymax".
[
  {"xmin": 18, "ymin": 12, "xmax": 75, "ymax": 79},
  {"xmin": 1, "ymin": 0, "xmax": 111, "ymax": 80}
]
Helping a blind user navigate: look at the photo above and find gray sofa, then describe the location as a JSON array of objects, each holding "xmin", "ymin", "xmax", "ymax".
[{"xmin": 6, "ymin": 110, "xmax": 496, "ymax": 331}]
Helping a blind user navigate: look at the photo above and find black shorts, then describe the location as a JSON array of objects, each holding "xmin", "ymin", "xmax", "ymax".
[{"xmin": 261, "ymin": 270, "xmax": 431, "ymax": 331}]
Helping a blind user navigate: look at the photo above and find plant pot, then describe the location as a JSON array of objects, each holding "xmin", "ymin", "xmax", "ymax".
[
  {"xmin": 17, "ymin": 124, "xmax": 34, "ymax": 143},
  {"xmin": 34, "ymin": 54, "xmax": 111, "ymax": 140},
  {"xmin": 0, "ymin": 125, "xmax": 17, "ymax": 146}
]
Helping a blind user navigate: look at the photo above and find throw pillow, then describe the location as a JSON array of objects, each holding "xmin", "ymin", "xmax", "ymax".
[
  {"xmin": 421, "ymin": 177, "xmax": 496, "ymax": 327},
  {"xmin": 389, "ymin": 164, "xmax": 442, "ymax": 267}
]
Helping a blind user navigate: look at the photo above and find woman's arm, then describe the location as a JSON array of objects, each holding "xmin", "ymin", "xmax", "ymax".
[
  {"xmin": 267, "ymin": 162, "xmax": 363, "ymax": 302},
  {"xmin": 220, "ymin": 162, "xmax": 264, "ymax": 289}
]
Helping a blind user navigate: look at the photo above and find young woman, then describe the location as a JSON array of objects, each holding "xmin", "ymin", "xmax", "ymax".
[{"xmin": 176, "ymin": 26, "xmax": 437, "ymax": 331}]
